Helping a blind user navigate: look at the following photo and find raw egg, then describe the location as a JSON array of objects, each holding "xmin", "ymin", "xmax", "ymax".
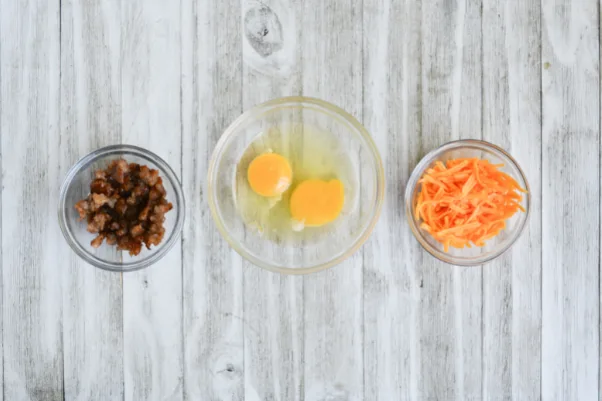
[
  {"xmin": 247, "ymin": 153, "xmax": 293, "ymax": 197},
  {"xmin": 289, "ymin": 179, "xmax": 345, "ymax": 229}
]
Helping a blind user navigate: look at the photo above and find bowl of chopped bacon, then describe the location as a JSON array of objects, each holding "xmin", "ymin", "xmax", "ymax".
[
  {"xmin": 58, "ymin": 145, "xmax": 185, "ymax": 271},
  {"xmin": 405, "ymin": 139, "xmax": 530, "ymax": 266}
]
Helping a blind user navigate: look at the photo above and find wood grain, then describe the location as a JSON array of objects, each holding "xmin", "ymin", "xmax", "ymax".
[
  {"xmin": 1, "ymin": 0, "xmax": 63, "ymax": 400},
  {"xmin": 482, "ymin": 0, "xmax": 542, "ymax": 400},
  {"xmin": 300, "ymin": 1, "xmax": 364, "ymax": 400},
  {"xmin": 181, "ymin": 0, "xmax": 244, "ymax": 399},
  {"xmin": 120, "ymin": 0, "xmax": 183, "ymax": 400},
  {"xmin": 59, "ymin": 0, "xmax": 125, "ymax": 399},
  {"xmin": 362, "ymin": 0, "xmax": 423, "ymax": 399},
  {"xmin": 541, "ymin": 0, "xmax": 600, "ymax": 400},
  {"xmin": 2, "ymin": 1, "xmax": 602, "ymax": 400},
  {"xmin": 419, "ymin": 0, "xmax": 483, "ymax": 399},
  {"xmin": 0, "ymin": 0, "xmax": 63, "ymax": 399},
  {"xmin": 241, "ymin": 1, "xmax": 304, "ymax": 400}
]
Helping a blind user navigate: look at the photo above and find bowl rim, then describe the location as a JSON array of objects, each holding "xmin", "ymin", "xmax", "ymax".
[
  {"xmin": 404, "ymin": 139, "xmax": 531, "ymax": 266},
  {"xmin": 58, "ymin": 144, "xmax": 185, "ymax": 272},
  {"xmin": 208, "ymin": 96, "xmax": 386, "ymax": 275}
]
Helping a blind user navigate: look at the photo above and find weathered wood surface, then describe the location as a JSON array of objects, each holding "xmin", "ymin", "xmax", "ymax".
[
  {"xmin": 241, "ymin": 1, "xmax": 304, "ymax": 400},
  {"xmin": 121, "ymin": 1, "xmax": 184, "ymax": 400},
  {"xmin": 541, "ymin": 0, "xmax": 600, "ymax": 400},
  {"xmin": 60, "ymin": 0, "xmax": 124, "ymax": 399},
  {"xmin": 482, "ymin": 1, "xmax": 542, "ymax": 400},
  {"xmin": 0, "ymin": 0, "xmax": 600, "ymax": 400}
]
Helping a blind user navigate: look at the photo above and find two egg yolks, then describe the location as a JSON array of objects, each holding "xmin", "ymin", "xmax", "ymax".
[{"xmin": 246, "ymin": 153, "xmax": 344, "ymax": 227}]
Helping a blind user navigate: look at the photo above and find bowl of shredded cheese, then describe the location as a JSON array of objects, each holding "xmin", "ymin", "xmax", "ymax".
[{"xmin": 405, "ymin": 139, "xmax": 530, "ymax": 266}]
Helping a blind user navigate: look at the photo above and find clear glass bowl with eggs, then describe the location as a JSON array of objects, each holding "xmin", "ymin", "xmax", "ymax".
[{"xmin": 208, "ymin": 96, "xmax": 385, "ymax": 274}]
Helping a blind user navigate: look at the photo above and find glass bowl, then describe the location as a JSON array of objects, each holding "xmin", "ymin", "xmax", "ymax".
[
  {"xmin": 58, "ymin": 145, "xmax": 185, "ymax": 272},
  {"xmin": 405, "ymin": 139, "xmax": 530, "ymax": 266},
  {"xmin": 208, "ymin": 96, "xmax": 385, "ymax": 274}
]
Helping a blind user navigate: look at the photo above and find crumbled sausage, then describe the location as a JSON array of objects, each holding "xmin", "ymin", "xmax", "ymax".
[
  {"xmin": 149, "ymin": 188, "xmax": 161, "ymax": 202},
  {"xmin": 139, "ymin": 165, "xmax": 160, "ymax": 186},
  {"xmin": 91, "ymin": 193, "xmax": 114, "ymax": 210},
  {"xmin": 115, "ymin": 198, "xmax": 128, "ymax": 215},
  {"xmin": 145, "ymin": 233, "xmax": 164, "ymax": 248},
  {"xmin": 116, "ymin": 226, "xmax": 128, "ymax": 237},
  {"xmin": 93, "ymin": 212, "xmax": 111, "ymax": 231},
  {"xmin": 74, "ymin": 159, "xmax": 173, "ymax": 256},
  {"xmin": 90, "ymin": 179, "xmax": 114, "ymax": 196},
  {"xmin": 155, "ymin": 182, "xmax": 166, "ymax": 196},
  {"xmin": 126, "ymin": 194, "xmax": 138, "ymax": 206},
  {"xmin": 111, "ymin": 159, "xmax": 130, "ymax": 184},
  {"xmin": 91, "ymin": 233, "xmax": 105, "ymax": 248},
  {"xmin": 133, "ymin": 182, "xmax": 149, "ymax": 198},
  {"xmin": 74, "ymin": 200, "xmax": 90, "ymax": 220},
  {"xmin": 130, "ymin": 224, "xmax": 145, "ymax": 237},
  {"xmin": 106, "ymin": 233, "xmax": 117, "ymax": 245},
  {"xmin": 94, "ymin": 169, "xmax": 107, "ymax": 180},
  {"xmin": 138, "ymin": 205, "xmax": 151, "ymax": 221},
  {"xmin": 87, "ymin": 221, "xmax": 100, "ymax": 234}
]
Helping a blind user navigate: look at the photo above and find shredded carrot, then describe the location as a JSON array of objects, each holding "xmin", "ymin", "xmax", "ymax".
[{"xmin": 414, "ymin": 157, "xmax": 527, "ymax": 252}]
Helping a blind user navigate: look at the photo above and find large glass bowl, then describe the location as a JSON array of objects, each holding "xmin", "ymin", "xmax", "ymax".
[
  {"xmin": 405, "ymin": 139, "xmax": 530, "ymax": 266},
  {"xmin": 208, "ymin": 96, "xmax": 385, "ymax": 274},
  {"xmin": 58, "ymin": 145, "xmax": 185, "ymax": 272}
]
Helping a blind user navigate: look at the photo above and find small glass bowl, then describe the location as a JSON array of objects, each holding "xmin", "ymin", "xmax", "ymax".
[
  {"xmin": 208, "ymin": 96, "xmax": 385, "ymax": 274},
  {"xmin": 58, "ymin": 145, "xmax": 185, "ymax": 272},
  {"xmin": 405, "ymin": 139, "xmax": 530, "ymax": 266}
]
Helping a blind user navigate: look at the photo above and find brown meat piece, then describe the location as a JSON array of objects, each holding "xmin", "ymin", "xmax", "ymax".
[
  {"xmin": 132, "ymin": 182, "xmax": 149, "ymax": 198},
  {"xmin": 111, "ymin": 159, "xmax": 130, "ymax": 184},
  {"xmin": 145, "ymin": 232, "xmax": 164, "ymax": 248},
  {"xmin": 115, "ymin": 199, "xmax": 128, "ymax": 215},
  {"xmin": 91, "ymin": 193, "xmax": 115, "ymax": 210},
  {"xmin": 155, "ymin": 181, "xmax": 166, "ymax": 196},
  {"xmin": 106, "ymin": 233, "xmax": 117, "ymax": 245},
  {"xmin": 87, "ymin": 221, "xmax": 100, "ymax": 233},
  {"xmin": 91, "ymin": 234, "xmax": 105, "ymax": 248},
  {"xmin": 116, "ymin": 226, "xmax": 128, "ymax": 237},
  {"xmin": 139, "ymin": 166, "xmax": 160, "ymax": 186},
  {"xmin": 117, "ymin": 235, "xmax": 142, "ymax": 256},
  {"xmin": 138, "ymin": 205, "xmax": 151, "ymax": 221},
  {"xmin": 149, "ymin": 213, "xmax": 165, "ymax": 223},
  {"xmin": 94, "ymin": 170, "xmax": 107, "ymax": 180},
  {"xmin": 90, "ymin": 179, "xmax": 114, "ymax": 196},
  {"xmin": 130, "ymin": 224, "xmax": 145, "ymax": 237},
  {"xmin": 149, "ymin": 188, "xmax": 161, "ymax": 201},
  {"xmin": 93, "ymin": 212, "xmax": 111, "ymax": 231},
  {"xmin": 126, "ymin": 194, "xmax": 138, "ymax": 206},
  {"xmin": 74, "ymin": 200, "xmax": 89, "ymax": 220}
]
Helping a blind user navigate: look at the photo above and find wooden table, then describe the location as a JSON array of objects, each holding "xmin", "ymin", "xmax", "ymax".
[{"xmin": 1, "ymin": 0, "xmax": 600, "ymax": 399}]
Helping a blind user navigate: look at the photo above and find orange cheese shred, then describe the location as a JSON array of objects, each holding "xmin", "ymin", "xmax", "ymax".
[{"xmin": 414, "ymin": 158, "xmax": 527, "ymax": 252}]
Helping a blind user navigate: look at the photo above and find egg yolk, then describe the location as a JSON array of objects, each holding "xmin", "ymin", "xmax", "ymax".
[
  {"xmin": 247, "ymin": 153, "xmax": 293, "ymax": 197},
  {"xmin": 289, "ymin": 179, "xmax": 345, "ymax": 227}
]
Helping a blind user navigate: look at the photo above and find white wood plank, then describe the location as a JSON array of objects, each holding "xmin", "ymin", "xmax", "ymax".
[
  {"xmin": 300, "ymin": 1, "xmax": 364, "ymax": 400},
  {"xmin": 181, "ymin": 0, "xmax": 245, "ymax": 399},
  {"xmin": 362, "ymin": 0, "xmax": 423, "ymax": 399},
  {"xmin": 541, "ymin": 0, "xmax": 600, "ymax": 400},
  {"xmin": 482, "ymin": 0, "xmax": 542, "ymax": 400},
  {"xmin": 120, "ymin": 1, "xmax": 183, "ymax": 400},
  {"xmin": 59, "ymin": 0, "xmax": 125, "ymax": 399},
  {"xmin": 419, "ymin": 0, "xmax": 483, "ymax": 399},
  {"xmin": 1, "ymin": 0, "xmax": 62, "ymax": 399},
  {"xmin": 240, "ymin": 0, "xmax": 304, "ymax": 400}
]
